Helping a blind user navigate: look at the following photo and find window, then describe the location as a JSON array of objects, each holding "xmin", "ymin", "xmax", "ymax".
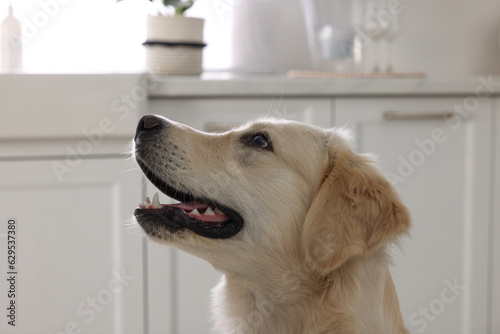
[{"xmin": 2, "ymin": 0, "xmax": 232, "ymax": 73}]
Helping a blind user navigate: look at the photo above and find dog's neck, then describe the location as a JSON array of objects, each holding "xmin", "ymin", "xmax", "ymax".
[{"xmin": 211, "ymin": 247, "xmax": 405, "ymax": 334}]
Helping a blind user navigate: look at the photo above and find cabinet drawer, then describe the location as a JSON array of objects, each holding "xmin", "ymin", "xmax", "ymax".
[{"xmin": 335, "ymin": 97, "xmax": 482, "ymax": 151}]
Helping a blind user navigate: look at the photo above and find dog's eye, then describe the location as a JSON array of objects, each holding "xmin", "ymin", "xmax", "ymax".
[
  {"xmin": 252, "ymin": 133, "xmax": 269, "ymax": 149},
  {"xmin": 240, "ymin": 132, "xmax": 273, "ymax": 152}
]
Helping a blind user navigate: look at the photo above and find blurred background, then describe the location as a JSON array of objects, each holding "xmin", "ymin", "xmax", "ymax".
[
  {"xmin": 1, "ymin": 1, "xmax": 500, "ymax": 334},
  {"xmin": 1, "ymin": 0, "xmax": 499, "ymax": 74}
]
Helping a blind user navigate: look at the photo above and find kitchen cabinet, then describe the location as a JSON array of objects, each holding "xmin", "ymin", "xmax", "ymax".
[
  {"xmin": 0, "ymin": 156, "xmax": 144, "ymax": 334},
  {"xmin": 1, "ymin": 74, "xmax": 498, "ymax": 334},
  {"xmin": 3, "ymin": 73, "xmax": 497, "ymax": 334},
  {"xmin": 493, "ymin": 98, "xmax": 500, "ymax": 334},
  {"xmin": 336, "ymin": 97, "xmax": 493, "ymax": 334},
  {"xmin": 146, "ymin": 97, "xmax": 331, "ymax": 334}
]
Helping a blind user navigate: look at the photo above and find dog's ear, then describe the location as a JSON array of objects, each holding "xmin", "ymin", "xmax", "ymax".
[{"xmin": 301, "ymin": 147, "xmax": 410, "ymax": 276}]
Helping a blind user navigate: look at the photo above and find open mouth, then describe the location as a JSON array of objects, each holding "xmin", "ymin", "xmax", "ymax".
[{"xmin": 134, "ymin": 161, "xmax": 244, "ymax": 239}]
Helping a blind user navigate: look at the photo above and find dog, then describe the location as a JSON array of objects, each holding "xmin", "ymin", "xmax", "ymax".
[{"xmin": 133, "ymin": 114, "xmax": 411, "ymax": 334}]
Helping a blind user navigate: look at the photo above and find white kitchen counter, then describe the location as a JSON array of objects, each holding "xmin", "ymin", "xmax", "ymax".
[
  {"xmin": 0, "ymin": 73, "xmax": 147, "ymax": 141},
  {"xmin": 148, "ymin": 72, "xmax": 500, "ymax": 97}
]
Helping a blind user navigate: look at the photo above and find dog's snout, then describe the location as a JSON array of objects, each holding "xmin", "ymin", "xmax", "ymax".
[{"xmin": 135, "ymin": 114, "xmax": 163, "ymax": 140}]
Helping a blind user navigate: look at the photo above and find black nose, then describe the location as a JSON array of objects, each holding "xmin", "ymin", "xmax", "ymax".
[{"xmin": 135, "ymin": 114, "xmax": 163, "ymax": 140}]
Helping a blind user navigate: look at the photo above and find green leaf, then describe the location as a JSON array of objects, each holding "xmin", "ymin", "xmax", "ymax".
[
  {"xmin": 163, "ymin": 0, "xmax": 194, "ymax": 14},
  {"xmin": 115, "ymin": 0, "xmax": 194, "ymax": 15}
]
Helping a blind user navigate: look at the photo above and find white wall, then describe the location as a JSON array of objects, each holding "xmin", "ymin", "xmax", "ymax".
[
  {"xmin": 391, "ymin": 0, "xmax": 500, "ymax": 75},
  {"xmin": 226, "ymin": 0, "xmax": 500, "ymax": 75}
]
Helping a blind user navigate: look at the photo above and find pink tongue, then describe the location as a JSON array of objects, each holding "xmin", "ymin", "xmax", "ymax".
[{"xmin": 169, "ymin": 202, "xmax": 209, "ymax": 211}]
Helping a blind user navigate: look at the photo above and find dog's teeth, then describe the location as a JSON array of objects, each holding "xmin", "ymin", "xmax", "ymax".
[
  {"xmin": 214, "ymin": 208, "xmax": 225, "ymax": 215},
  {"xmin": 146, "ymin": 196, "xmax": 151, "ymax": 204},
  {"xmin": 204, "ymin": 207, "xmax": 215, "ymax": 216},
  {"xmin": 152, "ymin": 193, "xmax": 161, "ymax": 209},
  {"xmin": 190, "ymin": 209, "xmax": 200, "ymax": 215}
]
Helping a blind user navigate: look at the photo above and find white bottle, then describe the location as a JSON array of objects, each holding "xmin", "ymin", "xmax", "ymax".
[{"xmin": 1, "ymin": 4, "xmax": 23, "ymax": 71}]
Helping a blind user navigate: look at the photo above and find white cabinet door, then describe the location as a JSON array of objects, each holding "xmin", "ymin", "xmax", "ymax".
[
  {"xmin": 146, "ymin": 97, "xmax": 331, "ymax": 334},
  {"xmin": 0, "ymin": 158, "xmax": 143, "ymax": 334},
  {"xmin": 493, "ymin": 99, "xmax": 500, "ymax": 334},
  {"xmin": 336, "ymin": 97, "xmax": 492, "ymax": 334},
  {"xmin": 143, "ymin": 182, "xmax": 177, "ymax": 334}
]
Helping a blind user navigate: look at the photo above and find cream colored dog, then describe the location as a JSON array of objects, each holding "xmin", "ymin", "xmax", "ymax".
[{"xmin": 133, "ymin": 115, "xmax": 411, "ymax": 334}]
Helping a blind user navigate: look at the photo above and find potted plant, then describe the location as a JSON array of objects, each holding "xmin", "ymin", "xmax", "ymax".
[{"xmin": 118, "ymin": 0, "xmax": 205, "ymax": 75}]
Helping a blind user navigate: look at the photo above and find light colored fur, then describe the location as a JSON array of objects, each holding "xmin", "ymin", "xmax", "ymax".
[{"xmin": 136, "ymin": 117, "xmax": 411, "ymax": 334}]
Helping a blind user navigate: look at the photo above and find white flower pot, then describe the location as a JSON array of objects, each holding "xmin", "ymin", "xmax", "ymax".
[
  {"xmin": 145, "ymin": 15, "xmax": 205, "ymax": 75},
  {"xmin": 147, "ymin": 15, "xmax": 204, "ymax": 43}
]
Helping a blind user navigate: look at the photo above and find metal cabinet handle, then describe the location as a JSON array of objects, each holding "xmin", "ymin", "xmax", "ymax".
[{"xmin": 383, "ymin": 111, "xmax": 454, "ymax": 121}]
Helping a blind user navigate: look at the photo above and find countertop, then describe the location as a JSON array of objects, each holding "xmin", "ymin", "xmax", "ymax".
[{"xmin": 148, "ymin": 72, "xmax": 500, "ymax": 98}]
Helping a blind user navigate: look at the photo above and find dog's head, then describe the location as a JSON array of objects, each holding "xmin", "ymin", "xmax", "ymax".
[{"xmin": 133, "ymin": 115, "xmax": 410, "ymax": 275}]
